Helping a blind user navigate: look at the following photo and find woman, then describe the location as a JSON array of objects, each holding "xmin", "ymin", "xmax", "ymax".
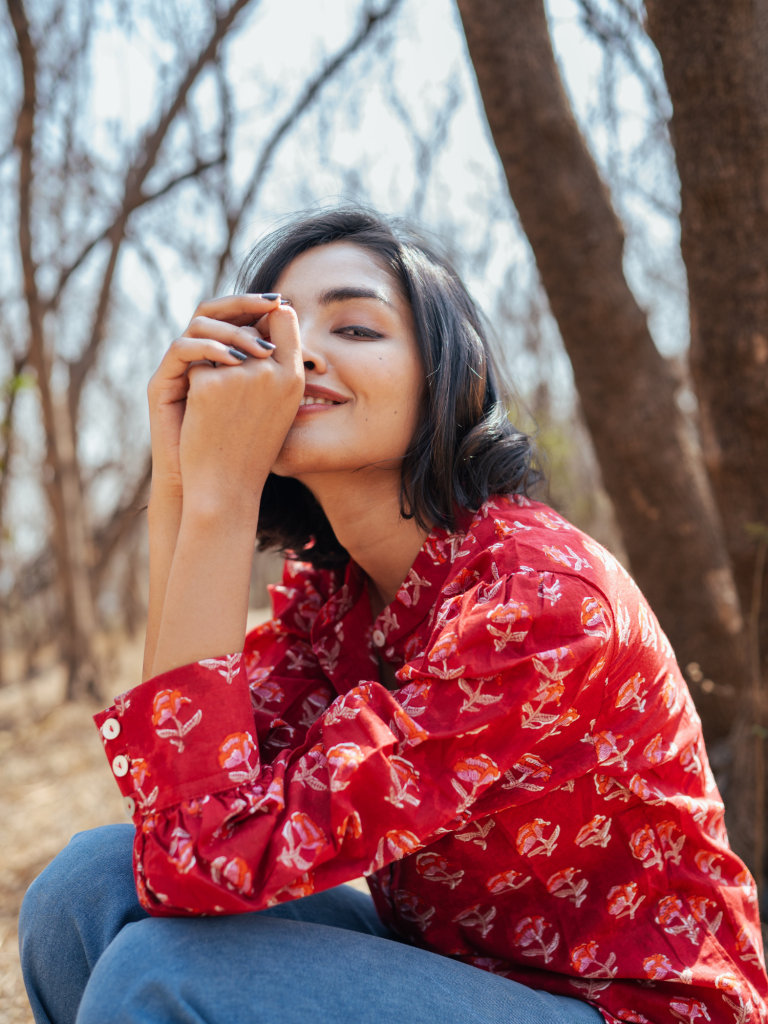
[{"xmin": 20, "ymin": 207, "xmax": 767, "ymax": 1024}]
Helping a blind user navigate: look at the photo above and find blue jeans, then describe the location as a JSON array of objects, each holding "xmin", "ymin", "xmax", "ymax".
[{"xmin": 19, "ymin": 825, "xmax": 602, "ymax": 1024}]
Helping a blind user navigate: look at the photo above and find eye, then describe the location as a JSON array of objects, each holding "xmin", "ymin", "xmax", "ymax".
[{"xmin": 335, "ymin": 325, "xmax": 383, "ymax": 339}]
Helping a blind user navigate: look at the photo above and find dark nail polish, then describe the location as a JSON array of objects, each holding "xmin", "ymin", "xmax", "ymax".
[
  {"xmin": 228, "ymin": 347, "xmax": 247, "ymax": 361},
  {"xmin": 262, "ymin": 293, "xmax": 280, "ymax": 301},
  {"xmin": 257, "ymin": 338, "xmax": 276, "ymax": 351},
  {"xmin": 280, "ymin": 299, "xmax": 292, "ymax": 305}
]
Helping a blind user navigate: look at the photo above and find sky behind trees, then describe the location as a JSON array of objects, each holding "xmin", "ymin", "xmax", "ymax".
[{"xmin": 0, "ymin": 0, "xmax": 681, "ymax": 575}]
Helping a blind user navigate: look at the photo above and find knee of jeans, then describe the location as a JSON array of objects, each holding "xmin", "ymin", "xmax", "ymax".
[
  {"xmin": 76, "ymin": 918, "xmax": 194, "ymax": 1024},
  {"xmin": 19, "ymin": 824, "xmax": 136, "ymax": 943}
]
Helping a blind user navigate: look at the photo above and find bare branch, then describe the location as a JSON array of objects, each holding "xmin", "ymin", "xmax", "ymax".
[
  {"xmin": 6, "ymin": 0, "xmax": 60, "ymax": 473},
  {"xmin": 49, "ymin": 154, "xmax": 226, "ymax": 310},
  {"xmin": 128, "ymin": 233, "xmax": 178, "ymax": 335},
  {"xmin": 213, "ymin": 0, "xmax": 403, "ymax": 291},
  {"xmin": 66, "ymin": 0, "xmax": 260, "ymax": 418},
  {"xmin": 5, "ymin": 453, "xmax": 152, "ymax": 605},
  {"xmin": 0, "ymin": 353, "xmax": 27, "ymax": 523},
  {"xmin": 7, "ymin": 0, "xmax": 39, "ymax": 326},
  {"xmin": 574, "ymin": 0, "xmax": 670, "ymax": 122},
  {"xmin": 388, "ymin": 70, "xmax": 462, "ymax": 219},
  {"xmin": 92, "ymin": 456, "xmax": 152, "ymax": 586}
]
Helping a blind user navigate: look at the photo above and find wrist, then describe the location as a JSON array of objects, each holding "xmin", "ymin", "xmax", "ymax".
[
  {"xmin": 179, "ymin": 489, "xmax": 262, "ymax": 536},
  {"xmin": 152, "ymin": 502, "xmax": 257, "ymax": 676},
  {"xmin": 149, "ymin": 472, "xmax": 183, "ymax": 506},
  {"xmin": 148, "ymin": 493, "xmax": 183, "ymax": 537}
]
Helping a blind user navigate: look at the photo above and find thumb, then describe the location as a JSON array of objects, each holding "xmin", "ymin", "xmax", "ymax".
[{"xmin": 260, "ymin": 305, "xmax": 303, "ymax": 375}]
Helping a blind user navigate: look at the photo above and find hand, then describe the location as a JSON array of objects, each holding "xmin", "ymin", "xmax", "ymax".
[
  {"xmin": 143, "ymin": 293, "xmax": 300, "ymax": 680},
  {"xmin": 178, "ymin": 297, "xmax": 304, "ymax": 518},
  {"xmin": 146, "ymin": 293, "xmax": 287, "ymax": 497}
]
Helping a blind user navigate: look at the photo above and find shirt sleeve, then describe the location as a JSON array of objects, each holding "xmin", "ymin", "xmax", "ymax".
[{"xmin": 94, "ymin": 568, "xmax": 610, "ymax": 916}]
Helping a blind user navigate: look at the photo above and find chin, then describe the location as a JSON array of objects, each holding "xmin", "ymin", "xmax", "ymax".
[
  {"xmin": 272, "ymin": 440, "xmax": 404, "ymax": 480},
  {"xmin": 271, "ymin": 439, "xmax": 356, "ymax": 478}
]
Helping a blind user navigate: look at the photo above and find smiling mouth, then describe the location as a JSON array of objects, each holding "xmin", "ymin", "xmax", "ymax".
[{"xmin": 299, "ymin": 396, "xmax": 341, "ymax": 407}]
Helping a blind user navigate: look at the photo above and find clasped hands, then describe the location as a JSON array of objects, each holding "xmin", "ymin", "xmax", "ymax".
[
  {"xmin": 144, "ymin": 294, "xmax": 304, "ymax": 678},
  {"xmin": 148, "ymin": 293, "xmax": 304, "ymax": 520}
]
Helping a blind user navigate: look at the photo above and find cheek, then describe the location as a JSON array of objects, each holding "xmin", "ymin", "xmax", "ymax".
[
  {"xmin": 359, "ymin": 351, "xmax": 424, "ymax": 431},
  {"xmin": 274, "ymin": 347, "xmax": 424, "ymax": 474}
]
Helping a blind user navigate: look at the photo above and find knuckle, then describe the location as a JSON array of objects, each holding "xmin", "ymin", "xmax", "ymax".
[{"xmin": 188, "ymin": 315, "xmax": 208, "ymax": 335}]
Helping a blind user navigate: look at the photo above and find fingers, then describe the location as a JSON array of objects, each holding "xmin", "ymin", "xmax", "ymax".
[
  {"xmin": 185, "ymin": 316, "xmax": 275, "ymax": 359},
  {"xmin": 158, "ymin": 337, "xmax": 254, "ymax": 381},
  {"xmin": 185, "ymin": 361, "xmax": 218, "ymax": 387},
  {"xmin": 192, "ymin": 293, "xmax": 281, "ymax": 328},
  {"xmin": 252, "ymin": 305, "xmax": 302, "ymax": 370}
]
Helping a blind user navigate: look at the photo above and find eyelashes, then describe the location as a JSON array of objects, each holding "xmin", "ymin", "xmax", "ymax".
[{"xmin": 335, "ymin": 325, "xmax": 384, "ymax": 339}]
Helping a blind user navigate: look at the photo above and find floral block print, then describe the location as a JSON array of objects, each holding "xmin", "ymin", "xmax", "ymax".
[{"xmin": 94, "ymin": 495, "xmax": 768, "ymax": 1024}]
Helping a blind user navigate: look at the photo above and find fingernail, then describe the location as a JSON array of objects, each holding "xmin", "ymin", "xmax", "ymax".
[
  {"xmin": 262, "ymin": 293, "xmax": 280, "ymax": 301},
  {"xmin": 280, "ymin": 299, "xmax": 292, "ymax": 305},
  {"xmin": 228, "ymin": 347, "xmax": 247, "ymax": 361},
  {"xmin": 257, "ymin": 338, "xmax": 276, "ymax": 351}
]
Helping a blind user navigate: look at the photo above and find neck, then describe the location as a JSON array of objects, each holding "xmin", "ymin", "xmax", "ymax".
[{"xmin": 294, "ymin": 468, "xmax": 429, "ymax": 609}]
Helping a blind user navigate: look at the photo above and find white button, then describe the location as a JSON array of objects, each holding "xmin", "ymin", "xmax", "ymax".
[
  {"xmin": 112, "ymin": 754, "xmax": 129, "ymax": 777},
  {"xmin": 372, "ymin": 629, "xmax": 386, "ymax": 648},
  {"xmin": 123, "ymin": 796, "xmax": 136, "ymax": 817},
  {"xmin": 101, "ymin": 718, "xmax": 121, "ymax": 740}
]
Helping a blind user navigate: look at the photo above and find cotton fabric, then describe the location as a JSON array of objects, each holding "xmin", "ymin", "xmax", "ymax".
[{"xmin": 94, "ymin": 495, "xmax": 768, "ymax": 1024}]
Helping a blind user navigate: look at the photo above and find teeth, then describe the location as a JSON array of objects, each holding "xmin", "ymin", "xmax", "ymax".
[{"xmin": 300, "ymin": 396, "xmax": 338, "ymax": 406}]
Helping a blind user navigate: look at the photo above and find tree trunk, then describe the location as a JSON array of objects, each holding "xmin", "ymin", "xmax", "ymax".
[
  {"xmin": 53, "ymin": 394, "xmax": 99, "ymax": 701},
  {"xmin": 645, "ymin": 0, "xmax": 768, "ymax": 885},
  {"xmin": 455, "ymin": 0, "xmax": 746, "ymax": 741},
  {"xmin": 0, "ymin": 361, "xmax": 25, "ymax": 686},
  {"xmin": 644, "ymin": 0, "xmax": 768, "ymax": 636}
]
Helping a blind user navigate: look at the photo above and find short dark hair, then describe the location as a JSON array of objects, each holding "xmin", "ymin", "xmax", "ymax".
[{"xmin": 237, "ymin": 205, "xmax": 542, "ymax": 568}]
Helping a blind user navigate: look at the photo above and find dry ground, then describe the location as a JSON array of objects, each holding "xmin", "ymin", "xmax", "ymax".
[
  {"xmin": 0, "ymin": 698, "xmax": 127, "ymax": 1023},
  {"xmin": 0, "ymin": 616, "xmax": 368, "ymax": 1023}
]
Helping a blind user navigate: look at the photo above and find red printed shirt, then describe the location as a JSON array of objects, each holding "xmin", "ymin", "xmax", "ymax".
[{"xmin": 95, "ymin": 495, "xmax": 767, "ymax": 1024}]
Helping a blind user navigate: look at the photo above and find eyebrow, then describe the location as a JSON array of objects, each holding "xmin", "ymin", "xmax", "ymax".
[{"xmin": 317, "ymin": 286, "xmax": 394, "ymax": 309}]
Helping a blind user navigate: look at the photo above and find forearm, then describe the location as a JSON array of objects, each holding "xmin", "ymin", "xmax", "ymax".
[
  {"xmin": 143, "ymin": 483, "xmax": 184, "ymax": 682},
  {"xmin": 151, "ymin": 497, "xmax": 260, "ymax": 677}
]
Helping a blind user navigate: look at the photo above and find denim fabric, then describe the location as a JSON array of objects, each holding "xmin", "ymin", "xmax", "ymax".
[{"xmin": 19, "ymin": 825, "xmax": 603, "ymax": 1024}]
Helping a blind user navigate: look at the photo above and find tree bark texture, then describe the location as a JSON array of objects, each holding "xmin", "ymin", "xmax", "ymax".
[
  {"xmin": 644, "ymin": 0, "xmax": 768, "ymax": 713},
  {"xmin": 54, "ymin": 395, "xmax": 99, "ymax": 700},
  {"xmin": 645, "ymin": 0, "xmax": 768, "ymax": 880},
  {"xmin": 456, "ymin": 0, "xmax": 745, "ymax": 741}
]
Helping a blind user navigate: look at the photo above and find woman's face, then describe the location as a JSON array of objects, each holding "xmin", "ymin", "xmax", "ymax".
[{"xmin": 269, "ymin": 241, "xmax": 425, "ymax": 480}]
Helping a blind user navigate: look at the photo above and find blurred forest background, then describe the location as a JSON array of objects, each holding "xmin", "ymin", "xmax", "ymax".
[{"xmin": 1, "ymin": 0, "xmax": 767, "ymax": 1016}]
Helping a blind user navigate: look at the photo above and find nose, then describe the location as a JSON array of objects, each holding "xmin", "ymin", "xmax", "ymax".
[{"xmin": 299, "ymin": 325, "xmax": 328, "ymax": 374}]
